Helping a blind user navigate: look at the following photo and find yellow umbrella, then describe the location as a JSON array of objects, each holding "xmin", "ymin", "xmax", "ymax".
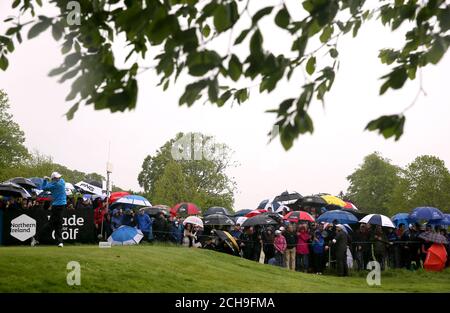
[{"xmin": 320, "ymin": 195, "xmax": 346, "ymax": 207}]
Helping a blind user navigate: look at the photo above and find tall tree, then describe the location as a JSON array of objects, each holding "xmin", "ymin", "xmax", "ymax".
[
  {"xmin": 346, "ymin": 152, "xmax": 400, "ymax": 215},
  {"xmin": 2, "ymin": 1, "xmax": 450, "ymax": 148},
  {"xmin": 391, "ymin": 155, "xmax": 450, "ymax": 212},
  {"xmin": 138, "ymin": 132, "xmax": 235, "ymax": 210},
  {"xmin": 0, "ymin": 90, "xmax": 29, "ymax": 177}
]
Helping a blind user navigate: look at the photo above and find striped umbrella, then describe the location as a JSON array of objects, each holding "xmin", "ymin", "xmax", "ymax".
[
  {"xmin": 360, "ymin": 214, "xmax": 395, "ymax": 228},
  {"xmin": 245, "ymin": 209, "xmax": 268, "ymax": 218},
  {"xmin": 115, "ymin": 195, "xmax": 151, "ymax": 207},
  {"xmin": 108, "ymin": 226, "xmax": 143, "ymax": 245},
  {"xmin": 183, "ymin": 216, "xmax": 204, "ymax": 228},
  {"xmin": 283, "ymin": 211, "xmax": 315, "ymax": 223},
  {"xmin": 343, "ymin": 201, "xmax": 358, "ymax": 210}
]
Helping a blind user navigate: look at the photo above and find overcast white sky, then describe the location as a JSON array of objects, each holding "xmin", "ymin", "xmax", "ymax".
[{"xmin": 1, "ymin": 1, "xmax": 449, "ymax": 210}]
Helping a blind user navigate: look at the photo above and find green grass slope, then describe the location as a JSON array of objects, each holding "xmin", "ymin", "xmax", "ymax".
[{"xmin": 0, "ymin": 245, "xmax": 449, "ymax": 292}]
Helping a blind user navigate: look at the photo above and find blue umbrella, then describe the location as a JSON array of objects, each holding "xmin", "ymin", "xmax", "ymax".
[
  {"xmin": 234, "ymin": 209, "xmax": 252, "ymax": 217},
  {"xmin": 391, "ymin": 213, "xmax": 410, "ymax": 227},
  {"xmin": 29, "ymin": 177, "xmax": 44, "ymax": 189},
  {"xmin": 429, "ymin": 214, "xmax": 450, "ymax": 226},
  {"xmin": 108, "ymin": 226, "xmax": 144, "ymax": 245},
  {"xmin": 409, "ymin": 207, "xmax": 445, "ymax": 223},
  {"xmin": 317, "ymin": 210, "xmax": 358, "ymax": 224},
  {"xmin": 257, "ymin": 199, "xmax": 281, "ymax": 211}
]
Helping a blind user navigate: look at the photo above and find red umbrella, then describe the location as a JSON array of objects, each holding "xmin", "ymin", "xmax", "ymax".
[
  {"xmin": 109, "ymin": 191, "xmax": 130, "ymax": 204},
  {"xmin": 245, "ymin": 209, "xmax": 268, "ymax": 218},
  {"xmin": 171, "ymin": 202, "xmax": 200, "ymax": 216},
  {"xmin": 343, "ymin": 201, "xmax": 358, "ymax": 210},
  {"xmin": 283, "ymin": 211, "xmax": 315, "ymax": 223}
]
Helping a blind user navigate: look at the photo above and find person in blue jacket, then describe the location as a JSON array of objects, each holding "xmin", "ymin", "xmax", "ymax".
[
  {"xmin": 31, "ymin": 172, "xmax": 66, "ymax": 247},
  {"xmin": 136, "ymin": 208, "xmax": 153, "ymax": 242}
]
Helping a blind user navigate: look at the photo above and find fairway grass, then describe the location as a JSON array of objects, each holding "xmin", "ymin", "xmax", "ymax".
[{"xmin": 0, "ymin": 245, "xmax": 449, "ymax": 293}]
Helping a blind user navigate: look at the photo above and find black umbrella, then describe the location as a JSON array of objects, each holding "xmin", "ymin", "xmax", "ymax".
[
  {"xmin": 242, "ymin": 214, "xmax": 278, "ymax": 227},
  {"xmin": 7, "ymin": 177, "xmax": 37, "ymax": 190},
  {"xmin": 203, "ymin": 206, "xmax": 230, "ymax": 216},
  {"xmin": 87, "ymin": 180, "xmax": 103, "ymax": 188},
  {"xmin": 0, "ymin": 182, "xmax": 31, "ymax": 198},
  {"xmin": 203, "ymin": 213, "xmax": 235, "ymax": 226},
  {"xmin": 418, "ymin": 232, "xmax": 448, "ymax": 244},
  {"xmin": 273, "ymin": 191, "xmax": 303, "ymax": 203},
  {"xmin": 144, "ymin": 206, "xmax": 170, "ymax": 217},
  {"xmin": 261, "ymin": 212, "xmax": 284, "ymax": 224},
  {"xmin": 213, "ymin": 230, "xmax": 240, "ymax": 255},
  {"xmin": 299, "ymin": 195, "xmax": 327, "ymax": 207}
]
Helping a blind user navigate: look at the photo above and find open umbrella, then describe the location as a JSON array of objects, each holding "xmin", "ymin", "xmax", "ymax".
[
  {"xmin": 115, "ymin": 195, "xmax": 151, "ymax": 207},
  {"xmin": 65, "ymin": 182, "xmax": 76, "ymax": 196},
  {"xmin": 109, "ymin": 191, "xmax": 130, "ymax": 203},
  {"xmin": 317, "ymin": 210, "xmax": 358, "ymax": 224},
  {"xmin": 203, "ymin": 206, "xmax": 230, "ymax": 216},
  {"xmin": 171, "ymin": 202, "xmax": 200, "ymax": 216},
  {"xmin": 234, "ymin": 209, "xmax": 252, "ymax": 217},
  {"xmin": 391, "ymin": 213, "xmax": 410, "ymax": 227},
  {"xmin": 145, "ymin": 206, "xmax": 170, "ymax": 217},
  {"xmin": 108, "ymin": 226, "xmax": 144, "ymax": 245},
  {"xmin": 273, "ymin": 191, "xmax": 303, "ymax": 203},
  {"xmin": 429, "ymin": 214, "xmax": 450, "ymax": 226},
  {"xmin": 283, "ymin": 211, "xmax": 315, "ymax": 223},
  {"xmin": 213, "ymin": 230, "xmax": 240, "ymax": 255},
  {"xmin": 359, "ymin": 214, "xmax": 395, "ymax": 228},
  {"xmin": 0, "ymin": 182, "xmax": 31, "ymax": 198},
  {"xmin": 204, "ymin": 214, "xmax": 235, "ymax": 226},
  {"xmin": 235, "ymin": 216, "xmax": 247, "ymax": 226},
  {"xmin": 29, "ymin": 177, "xmax": 44, "ymax": 189},
  {"xmin": 245, "ymin": 209, "xmax": 268, "ymax": 218},
  {"xmin": 343, "ymin": 201, "xmax": 358, "ymax": 210},
  {"xmin": 418, "ymin": 232, "xmax": 448, "ymax": 244},
  {"xmin": 183, "ymin": 216, "xmax": 204, "ymax": 228},
  {"xmin": 424, "ymin": 243, "xmax": 447, "ymax": 271},
  {"xmin": 321, "ymin": 194, "xmax": 346, "ymax": 208},
  {"xmin": 242, "ymin": 214, "xmax": 278, "ymax": 227},
  {"xmin": 257, "ymin": 199, "xmax": 281, "ymax": 211},
  {"xmin": 409, "ymin": 207, "xmax": 445, "ymax": 223},
  {"xmin": 7, "ymin": 177, "xmax": 37, "ymax": 190},
  {"xmin": 275, "ymin": 205, "xmax": 290, "ymax": 214},
  {"xmin": 300, "ymin": 195, "xmax": 327, "ymax": 207}
]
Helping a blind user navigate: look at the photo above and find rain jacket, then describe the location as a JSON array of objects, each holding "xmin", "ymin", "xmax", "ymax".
[
  {"xmin": 274, "ymin": 235, "xmax": 287, "ymax": 253},
  {"xmin": 296, "ymin": 231, "xmax": 310, "ymax": 255},
  {"xmin": 111, "ymin": 215, "xmax": 123, "ymax": 231},
  {"xmin": 136, "ymin": 213, "xmax": 152, "ymax": 232},
  {"xmin": 42, "ymin": 178, "xmax": 67, "ymax": 206}
]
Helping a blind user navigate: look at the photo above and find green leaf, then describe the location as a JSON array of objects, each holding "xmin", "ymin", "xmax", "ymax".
[
  {"xmin": 306, "ymin": 56, "xmax": 316, "ymax": 75},
  {"xmin": 234, "ymin": 28, "xmax": 251, "ymax": 45},
  {"xmin": 217, "ymin": 90, "xmax": 233, "ymax": 107},
  {"xmin": 365, "ymin": 114, "xmax": 405, "ymax": 141},
  {"xmin": 66, "ymin": 103, "xmax": 79, "ymax": 120},
  {"xmin": 208, "ymin": 79, "xmax": 219, "ymax": 103},
  {"xmin": 438, "ymin": 7, "xmax": 450, "ymax": 32},
  {"xmin": 320, "ymin": 25, "xmax": 333, "ymax": 43},
  {"xmin": 228, "ymin": 54, "xmax": 242, "ymax": 81},
  {"xmin": 51, "ymin": 22, "xmax": 64, "ymax": 41},
  {"xmin": 234, "ymin": 88, "xmax": 248, "ymax": 104},
  {"xmin": 0, "ymin": 54, "xmax": 9, "ymax": 70},
  {"xmin": 64, "ymin": 52, "xmax": 80, "ymax": 68},
  {"xmin": 186, "ymin": 50, "xmax": 222, "ymax": 76},
  {"xmin": 213, "ymin": 2, "xmax": 239, "ymax": 32},
  {"xmin": 28, "ymin": 19, "xmax": 51, "ymax": 39},
  {"xmin": 274, "ymin": 8, "xmax": 290, "ymax": 29},
  {"xmin": 202, "ymin": 24, "xmax": 211, "ymax": 37},
  {"xmin": 249, "ymin": 29, "xmax": 263, "ymax": 56},
  {"xmin": 252, "ymin": 6, "xmax": 274, "ymax": 25},
  {"xmin": 426, "ymin": 36, "xmax": 449, "ymax": 65},
  {"xmin": 329, "ymin": 48, "xmax": 339, "ymax": 58},
  {"xmin": 291, "ymin": 36, "xmax": 308, "ymax": 57}
]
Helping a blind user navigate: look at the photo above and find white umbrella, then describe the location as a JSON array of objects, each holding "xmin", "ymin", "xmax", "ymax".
[
  {"xmin": 183, "ymin": 216, "xmax": 204, "ymax": 228},
  {"xmin": 235, "ymin": 216, "xmax": 247, "ymax": 226},
  {"xmin": 65, "ymin": 182, "xmax": 75, "ymax": 196},
  {"xmin": 115, "ymin": 195, "xmax": 151, "ymax": 207},
  {"xmin": 275, "ymin": 205, "xmax": 290, "ymax": 214},
  {"xmin": 359, "ymin": 214, "xmax": 395, "ymax": 228}
]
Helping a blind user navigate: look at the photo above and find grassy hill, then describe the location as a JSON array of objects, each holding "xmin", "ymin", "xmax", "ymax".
[{"xmin": 0, "ymin": 244, "xmax": 449, "ymax": 292}]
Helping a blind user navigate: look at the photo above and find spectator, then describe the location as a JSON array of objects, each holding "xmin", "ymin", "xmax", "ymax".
[
  {"xmin": 387, "ymin": 227, "xmax": 399, "ymax": 268},
  {"xmin": 94, "ymin": 199, "xmax": 108, "ymax": 240},
  {"xmin": 371, "ymin": 225, "xmax": 390, "ymax": 271},
  {"xmin": 110, "ymin": 209, "xmax": 123, "ymax": 232},
  {"xmin": 240, "ymin": 227, "xmax": 255, "ymax": 261},
  {"xmin": 182, "ymin": 223, "xmax": 194, "ymax": 247},
  {"xmin": 136, "ymin": 208, "xmax": 153, "ymax": 242},
  {"xmin": 284, "ymin": 224, "xmax": 297, "ymax": 271},
  {"xmin": 274, "ymin": 229, "xmax": 287, "ymax": 267},
  {"xmin": 333, "ymin": 224, "xmax": 348, "ymax": 276},
  {"xmin": 311, "ymin": 230, "xmax": 325, "ymax": 274},
  {"xmin": 170, "ymin": 216, "xmax": 184, "ymax": 244},
  {"xmin": 296, "ymin": 224, "xmax": 310, "ymax": 272},
  {"xmin": 122, "ymin": 208, "xmax": 136, "ymax": 227},
  {"xmin": 261, "ymin": 227, "xmax": 275, "ymax": 264},
  {"xmin": 230, "ymin": 224, "xmax": 242, "ymax": 239}
]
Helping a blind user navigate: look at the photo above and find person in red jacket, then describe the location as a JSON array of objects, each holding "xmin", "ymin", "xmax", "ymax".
[
  {"xmin": 274, "ymin": 230, "xmax": 287, "ymax": 267},
  {"xmin": 94, "ymin": 198, "xmax": 107, "ymax": 240},
  {"xmin": 296, "ymin": 224, "xmax": 311, "ymax": 272}
]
